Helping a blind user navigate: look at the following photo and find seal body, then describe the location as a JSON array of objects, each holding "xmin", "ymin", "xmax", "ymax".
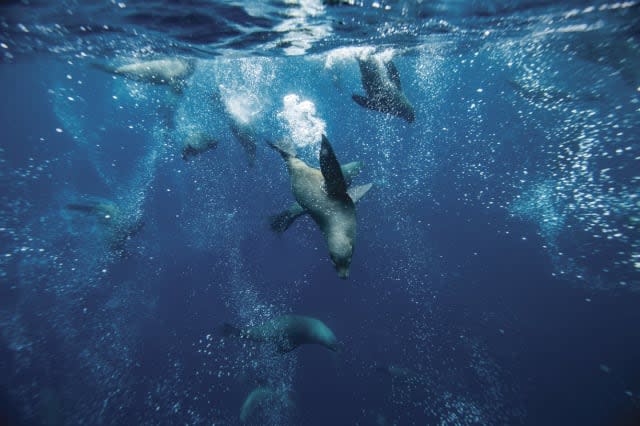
[
  {"xmin": 268, "ymin": 160, "xmax": 367, "ymax": 233},
  {"xmin": 353, "ymin": 56, "xmax": 415, "ymax": 122},
  {"xmin": 289, "ymin": 157, "xmax": 356, "ymax": 279}
]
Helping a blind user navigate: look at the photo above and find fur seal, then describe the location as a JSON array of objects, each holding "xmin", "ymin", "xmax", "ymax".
[
  {"xmin": 181, "ymin": 131, "xmax": 218, "ymax": 161},
  {"xmin": 353, "ymin": 55, "xmax": 415, "ymax": 123},
  {"xmin": 268, "ymin": 161, "xmax": 367, "ymax": 233},
  {"xmin": 222, "ymin": 314, "xmax": 338, "ymax": 353},
  {"xmin": 93, "ymin": 58, "xmax": 196, "ymax": 93},
  {"xmin": 269, "ymin": 135, "xmax": 371, "ymax": 279},
  {"xmin": 65, "ymin": 199, "xmax": 143, "ymax": 255},
  {"xmin": 230, "ymin": 120, "xmax": 258, "ymax": 167},
  {"xmin": 239, "ymin": 387, "xmax": 293, "ymax": 424}
]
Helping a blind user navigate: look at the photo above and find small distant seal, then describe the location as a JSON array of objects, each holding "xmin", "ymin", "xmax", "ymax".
[
  {"xmin": 353, "ymin": 55, "xmax": 415, "ymax": 122},
  {"xmin": 222, "ymin": 314, "xmax": 339, "ymax": 353},
  {"xmin": 210, "ymin": 90, "xmax": 259, "ymax": 166},
  {"xmin": 239, "ymin": 387, "xmax": 293, "ymax": 424},
  {"xmin": 181, "ymin": 131, "xmax": 218, "ymax": 161},
  {"xmin": 65, "ymin": 198, "xmax": 143, "ymax": 255},
  {"xmin": 269, "ymin": 135, "xmax": 371, "ymax": 279},
  {"xmin": 375, "ymin": 364, "xmax": 419, "ymax": 381},
  {"xmin": 269, "ymin": 161, "xmax": 368, "ymax": 233},
  {"xmin": 93, "ymin": 57, "xmax": 196, "ymax": 93},
  {"xmin": 230, "ymin": 120, "xmax": 258, "ymax": 167}
]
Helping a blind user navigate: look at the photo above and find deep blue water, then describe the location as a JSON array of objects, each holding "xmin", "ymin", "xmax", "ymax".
[{"xmin": 1, "ymin": 1, "xmax": 639, "ymax": 425}]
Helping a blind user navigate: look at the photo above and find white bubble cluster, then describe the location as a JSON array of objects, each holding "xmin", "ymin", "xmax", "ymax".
[{"xmin": 278, "ymin": 93, "xmax": 326, "ymax": 151}]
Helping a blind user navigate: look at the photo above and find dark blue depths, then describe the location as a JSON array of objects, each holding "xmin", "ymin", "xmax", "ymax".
[{"xmin": 1, "ymin": 19, "xmax": 640, "ymax": 426}]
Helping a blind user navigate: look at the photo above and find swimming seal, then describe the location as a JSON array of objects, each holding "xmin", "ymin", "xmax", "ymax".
[
  {"xmin": 353, "ymin": 55, "xmax": 415, "ymax": 123},
  {"xmin": 222, "ymin": 314, "xmax": 338, "ymax": 353},
  {"xmin": 269, "ymin": 135, "xmax": 371, "ymax": 278},
  {"xmin": 230, "ymin": 120, "xmax": 258, "ymax": 167}
]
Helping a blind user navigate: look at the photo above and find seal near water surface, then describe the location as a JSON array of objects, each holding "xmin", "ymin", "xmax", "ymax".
[
  {"xmin": 352, "ymin": 55, "xmax": 415, "ymax": 123},
  {"xmin": 93, "ymin": 57, "xmax": 196, "ymax": 93}
]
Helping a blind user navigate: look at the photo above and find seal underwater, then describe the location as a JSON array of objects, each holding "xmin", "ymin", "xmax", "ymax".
[
  {"xmin": 230, "ymin": 120, "xmax": 258, "ymax": 167},
  {"xmin": 269, "ymin": 135, "xmax": 371, "ymax": 279},
  {"xmin": 353, "ymin": 55, "xmax": 415, "ymax": 123},
  {"xmin": 65, "ymin": 198, "xmax": 144, "ymax": 256},
  {"xmin": 93, "ymin": 57, "xmax": 196, "ymax": 94},
  {"xmin": 222, "ymin": 314, "xmax": 338, "ymax": 353},
  {"xmin": 239, "ymin": 387, "xmax": 294, "ymax": 424}
]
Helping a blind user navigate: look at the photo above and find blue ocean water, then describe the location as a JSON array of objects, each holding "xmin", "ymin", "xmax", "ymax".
[{"xmin": 0, "ymin": 1, "xmax": 639, "ymax": 425}]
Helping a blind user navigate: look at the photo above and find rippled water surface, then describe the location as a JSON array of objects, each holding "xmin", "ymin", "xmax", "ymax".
[{"xmin": 0, "ymin": 1, "xmax": 639, "ymax": 425}]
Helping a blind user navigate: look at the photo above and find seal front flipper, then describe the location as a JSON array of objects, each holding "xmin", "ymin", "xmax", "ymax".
[
  {"xmin": 352, "ymin": 94, "xmax": 378, "ymax": 112},
  {"xmin": 385, "ymin": 60, "xmax": 402, "ymax": 90},
  {"xmin": 347, "ymin": 183, "xmax": 373, "ymax": 204},
  {"xmin": 320, "ymin": 135, "xmax": 349, "ymax": 199},
  {"xmin": 269, "ymin": 203, "xmax": 306, "ymax": 234},
  {"xmin": 267, "ymin": 140, "xmax": 296, "ymax": 160}
]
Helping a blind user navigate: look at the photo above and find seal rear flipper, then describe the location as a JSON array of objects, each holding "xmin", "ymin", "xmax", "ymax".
[
  {"xmin": 320, "ymin": 135, "xmax": 349, "ymax": 199},
  {"xmin": 347, "ymin": 183, "xmax": 373, "ymax": 204}
]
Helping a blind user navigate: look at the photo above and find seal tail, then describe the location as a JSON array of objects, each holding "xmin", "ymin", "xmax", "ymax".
[{"xmin": 221, "ymin": 322, "xmax": 242, "ymax": 338}]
